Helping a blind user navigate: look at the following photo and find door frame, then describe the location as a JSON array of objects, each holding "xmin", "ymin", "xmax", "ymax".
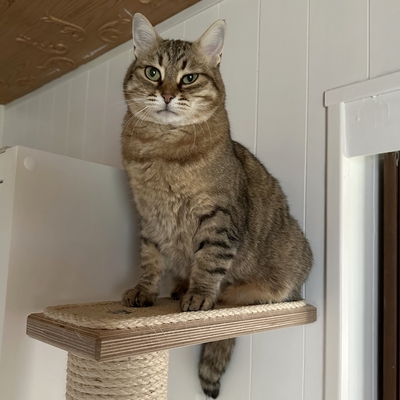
[{"xmin": 324, "ymin": 70, "xmax": 400, "ymax": 400}]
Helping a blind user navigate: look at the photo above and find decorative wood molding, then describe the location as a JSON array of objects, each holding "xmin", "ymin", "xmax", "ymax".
[
  {"xmin": 98, "ymin": 14, "xmax": 131, "ymax": 43},
  {"xmin": 37, "ymin": 56, "xmax": 76, "ymax": 70},
  {"xmin": 0, "ymin": 0, "xmax": 15, "ymax": 10},
  {"xmin": 41, "ymin": 15, "xmax": 86, "ymax": 42},
  {"xmin": 0, "ymin": 0, "xmax": 201, "ymax": 104},
  {"xmin": 16, "ymin": 35, "xmax": 69, "ymax": 55}
]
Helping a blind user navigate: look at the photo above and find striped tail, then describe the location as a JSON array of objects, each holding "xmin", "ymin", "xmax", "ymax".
[{"xmin": 199, "ymin": 338, "xmax": 236, "ymax": 398}]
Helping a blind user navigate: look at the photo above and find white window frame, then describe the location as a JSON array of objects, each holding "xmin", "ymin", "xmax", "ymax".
[{"xmin": 324, "ymin": 71, "xmax": 400, "ymax": 400}]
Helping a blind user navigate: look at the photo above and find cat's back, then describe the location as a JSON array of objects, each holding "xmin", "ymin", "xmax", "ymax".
[{"xmin": 232, "ymin": 141, "xmax": 288, "ymax": 212}]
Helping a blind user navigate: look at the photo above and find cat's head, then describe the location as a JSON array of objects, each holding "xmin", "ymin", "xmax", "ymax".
[{"xmin": 124, "ymin": 13, "xmax": 226, "ymax": 127}]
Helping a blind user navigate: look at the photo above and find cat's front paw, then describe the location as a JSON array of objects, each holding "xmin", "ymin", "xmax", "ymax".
[
  {"xmin": 122, "ymin": 286, "xmax": 156, "ymax": 307},
  {"xmin": 180, "ymin": 292, "xmax": 215, "ymax": 312}
]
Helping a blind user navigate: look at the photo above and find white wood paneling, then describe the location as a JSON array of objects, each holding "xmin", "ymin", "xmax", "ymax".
[
  {"xmin": 84, "ymin": 63, "xmax": 109, "ymax": 164},
  {"xmin": 52, "ymin": 81, "xmax": 70, "ymax": 155},
  {"xmin": 160, "ymin": 21, "xmax": 185, "ymax": 40},
  {"xmin": 14, "ymin": 100, "xmax": 29, "ymax": 150},
  {"xmin": 252, "ymin": 327, "xmax": 305, "ymax": 400},
  {"xmin": 67, "ymin": 72, "xmax": 89, "ymax": 160},
  {"xmin": 307, "ymin": 0, "xmax": 368, "ymax": 399},
  {"xmin": 168, "ymin": 346, "xmax": 205, "ymax": 400},
  {"xmin": 3, "ymin": 102, "xmax": 16, "ymax": 146},
  {"xmin": 23, "ymin": 97, "xmax": 41, "ymax": 151},
  {"xmin": 103, "ymin": 50, "xmax": 132, "ymax": 169},
  {"xmin": 256, "ymin": 0, "xmax": 308, "ymax": 225},
  {"xmin": 370, "ymin": 0, "xmax": 400, "ymax": 78},
  {"xmin": 3, "ymin": 0, "xmax": 383, "ymax": 398},
  {"xmin": 183, "ymin": 4, "xmax": 219, "ymax": 42},
  {"xmin": 253, "ymin": 2, "xmax": 308, "ymax": 399},
  {"xmin": 36, "ymin": 88, "xmax": 55, "ymax": 152},
  {"xmin": 219, "ymin": 0, "xmax": 259, "ymax": 152}
]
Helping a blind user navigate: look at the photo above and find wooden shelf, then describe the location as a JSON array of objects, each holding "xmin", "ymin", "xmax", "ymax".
[{"xmin": 27, "ymin": 300, "xmax": 316, "ymax": 361}]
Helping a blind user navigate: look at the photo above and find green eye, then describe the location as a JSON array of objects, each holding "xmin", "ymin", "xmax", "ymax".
[
  {"xmin": 182, "ymin": 73, "xmax": 198, "ymax": 84},
  {"xmin": 145, "ymin": 66, "xmax": 161, "ymax": 81}
]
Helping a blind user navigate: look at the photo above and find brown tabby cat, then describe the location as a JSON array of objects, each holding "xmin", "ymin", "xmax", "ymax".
[{"xmin": 121, "ymin": 13, "xmax": 312, "ymax": 398}]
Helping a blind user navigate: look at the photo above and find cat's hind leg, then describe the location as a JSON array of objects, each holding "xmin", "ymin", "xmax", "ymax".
[{"xmin": 217, "ymin": 282, "xmax": 294, "ymax": 305}]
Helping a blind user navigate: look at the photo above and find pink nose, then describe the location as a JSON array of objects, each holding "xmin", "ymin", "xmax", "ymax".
[{"xmin": 162, "ymin": 93, "xmax": 175, "ymax": 104}]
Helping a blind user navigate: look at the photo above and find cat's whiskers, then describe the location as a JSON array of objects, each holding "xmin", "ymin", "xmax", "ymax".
[
  {"xmin": 113, "ymin": 99, "xmax": 130, "ymax": 106},
  {"xmin": 123, "ymin": 114, "xmax": 136, "ymax": 131},
  {"xmin": 133, "ymin": 105, "xmax": 152, "ymax": 128}
]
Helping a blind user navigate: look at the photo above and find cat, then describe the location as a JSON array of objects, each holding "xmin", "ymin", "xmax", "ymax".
[{"xmin": 121, "ymin": 13, "xmax": 313, "ymax": 399}]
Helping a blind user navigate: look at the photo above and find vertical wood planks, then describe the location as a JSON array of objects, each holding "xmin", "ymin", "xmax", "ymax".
[
  {"xmin": 67, "ymin": 72, "xmax": 88, "ymax": 160},
  {"xmin": 252, "ymin": 327, "xmax": 305, "ymax": 400},
  {"xmin": 23, "ymin": 97, "xmax": 41, "ymax": 151},
  {"xmin": 168, "ymin": 346, "xmax": 204, "ymax": 400},
  {"xmin": 160, "ymin": 22, "xmax": 185, "ymax": 40},
  {"xmin": 219, "ymin": 0, "xmax": 259, "ymax": 152},
  {"xmin": 256, "ymin": 0, "xmax": 308, "ymax": 226},
  {"xmin": 36, "ymin": 88, "xmax": 55, "ymax": 152},
  {"xmin": 370, "ymin": 0, "xmax": 400, "ymax": 78},
  {"xmin": 3, "ymin": 102, "xmax": 16, "ymax": 146},
  {"xmin": 84, "ymin": 63, "xmax": 109, "ymax": 164},
  {"xmin": 252, "ymin": 2, "xmax": 308, "ymax": 398},
  {"xmin": 306, "ymin": 0, "xmax": 368, "ymax": 399},
  {"xmin": 103, "ymin": 50, "xmax": 132, "ymax": 169},
  {"xmin": 52, "ymin": 81, "xmax": 71, "ymax": 156},
  {"xmin": 183, "ymin": 5, "xmax": 219, "ymax": 41}
]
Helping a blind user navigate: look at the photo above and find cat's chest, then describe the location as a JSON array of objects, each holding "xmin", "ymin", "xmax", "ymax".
[
  {"xmin": 128, "ymin": 160, "xmax": 191, "ymax": 199},
  {"xmin": 126, "ymin": 160, "xmax": 205, "ymax": 227}
]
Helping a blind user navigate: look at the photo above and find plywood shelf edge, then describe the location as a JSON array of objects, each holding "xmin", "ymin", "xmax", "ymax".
[{"xmin": 27, "ymin": 304, "xmax": 317, "ymax": 361}]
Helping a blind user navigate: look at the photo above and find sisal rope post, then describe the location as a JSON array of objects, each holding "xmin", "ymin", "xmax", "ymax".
[
  {"xmin": 27, "ymin": 299, "xmax": 317, "ymax": 400},
  {"xmin": 66, "ymin": 351, "xmax": 169, "ymax": 400}
]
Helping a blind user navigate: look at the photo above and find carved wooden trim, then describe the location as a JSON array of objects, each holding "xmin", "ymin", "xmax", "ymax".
[{"xmin": 0, "ymin": 0, "xmax": 201, "ymax": 104}]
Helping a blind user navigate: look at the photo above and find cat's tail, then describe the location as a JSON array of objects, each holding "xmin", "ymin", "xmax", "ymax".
[{"xmin": 199, "ymin": 338, "xmax": 235, "ymax": 399}]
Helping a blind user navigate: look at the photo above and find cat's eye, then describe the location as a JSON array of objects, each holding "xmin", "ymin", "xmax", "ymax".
[
  {"xmin": 181, "ymin": 73, "xmax": 198, "ymax": 84},
  {"xmin": 145, "ymin": 66, "xmax": 161, "ymax": 82}
]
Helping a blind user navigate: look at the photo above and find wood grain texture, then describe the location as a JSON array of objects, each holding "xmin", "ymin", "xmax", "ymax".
[
  {"xmin": 27, "ymin": 305, "xmax": 317, "ymax": 361},
  {"xmin": 0, "ymin": 0, "xmax": 200, "ymax": 104}
]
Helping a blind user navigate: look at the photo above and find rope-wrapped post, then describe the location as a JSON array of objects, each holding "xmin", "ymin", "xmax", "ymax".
[
  {"xmin": 27, "ymin": 299, "xmax": 317, "ymax": 400},
  {"xmin": 66, "ymin": 351, "xmax": 168, "ymax": 400}
]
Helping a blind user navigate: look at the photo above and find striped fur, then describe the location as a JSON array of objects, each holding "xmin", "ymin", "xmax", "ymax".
[{"xmin": 121, "ymin": 14, "xmax": 312, "ymax": 398}]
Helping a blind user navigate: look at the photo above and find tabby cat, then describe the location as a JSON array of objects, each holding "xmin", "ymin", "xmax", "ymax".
[{"xmin": 121, "ymin": 13, "xmax": 312, "ymax": 398}]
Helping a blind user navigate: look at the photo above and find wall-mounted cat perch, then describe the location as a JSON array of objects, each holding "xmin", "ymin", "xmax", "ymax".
[{"xmin": 27, "ymin": 299, "xmax": 316, "ymax": 399}]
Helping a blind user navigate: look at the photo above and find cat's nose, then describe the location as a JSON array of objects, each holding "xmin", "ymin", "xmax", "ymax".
[{"xmin": 162, "ymin": 93, "xmax": 175, "ymax": 104}]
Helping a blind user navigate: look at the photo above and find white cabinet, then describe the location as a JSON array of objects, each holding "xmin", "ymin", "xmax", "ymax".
[{"xmin": 0, "ymin": 147, "xmax": 139, "ymax": 399}]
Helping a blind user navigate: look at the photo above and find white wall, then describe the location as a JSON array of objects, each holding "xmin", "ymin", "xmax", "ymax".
[{"xmin": 2, "ymin": 0, "xmax": 400, "ymax": 399}]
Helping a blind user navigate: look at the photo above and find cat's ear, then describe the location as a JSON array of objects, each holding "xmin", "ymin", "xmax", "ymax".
[
  {"xmin": 132, "ymin": 13, "xmax": 161, "ymax": 58},
  {"xmin": 196, "ymin": 20, "xmax": 226, "ymax": 67}
]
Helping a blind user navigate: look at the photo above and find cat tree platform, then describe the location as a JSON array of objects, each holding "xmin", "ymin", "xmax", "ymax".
[{"xmin": 27, "ymin": 298, "xmax": 316, "ymax": 399}]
